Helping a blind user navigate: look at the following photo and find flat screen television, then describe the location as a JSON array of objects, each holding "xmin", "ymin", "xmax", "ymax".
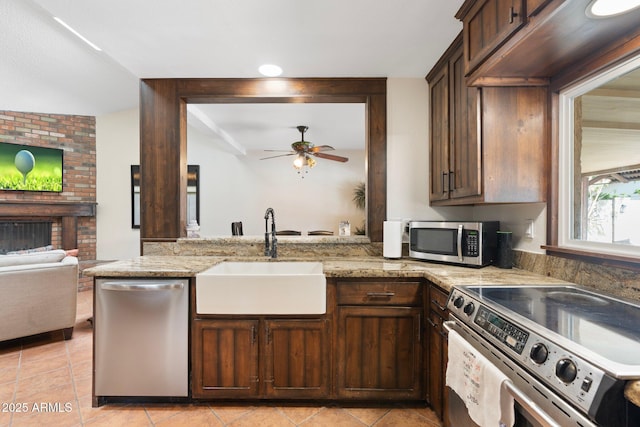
[{"xmin": 0, "ymin": 142, "xmax": 63, "ymax": 192}]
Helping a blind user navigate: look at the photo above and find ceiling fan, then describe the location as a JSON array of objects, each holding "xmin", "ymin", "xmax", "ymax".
[{"xmin": 260, "ymin": 126, "xmax": 349, "ymax": 170}]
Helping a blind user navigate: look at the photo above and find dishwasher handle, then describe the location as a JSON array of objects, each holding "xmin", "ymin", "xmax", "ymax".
[{"xmin": 100, "ymin": 281, "xmax": 184, "ymax": 291}]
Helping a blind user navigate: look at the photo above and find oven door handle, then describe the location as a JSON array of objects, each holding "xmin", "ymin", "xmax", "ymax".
[
  {"xmin": 502, "ymin": 381, "xmax": 562, "ymax": 427},
  {"xmin": 442, "ymin": 320, "xmax": 562, "ymax": 427}
]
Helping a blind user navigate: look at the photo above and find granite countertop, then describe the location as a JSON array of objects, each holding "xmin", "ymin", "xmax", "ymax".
[
  {"xmin": 82, "ymin": 255, "xmax": 571, "ymax": 292},
  {"xmin": 82, "ymin": 255, "xmax": 640, "ymax": 407}
]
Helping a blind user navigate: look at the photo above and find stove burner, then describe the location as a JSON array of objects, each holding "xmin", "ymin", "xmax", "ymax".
[{"xmin": 545, "ymin": 291, "xmax": 610, "ymax": 307}]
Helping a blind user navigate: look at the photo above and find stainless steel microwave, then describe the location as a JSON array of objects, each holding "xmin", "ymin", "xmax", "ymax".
[{"xmin": 408, "ymin": 221, "xmax": 499, "ymax": 267}]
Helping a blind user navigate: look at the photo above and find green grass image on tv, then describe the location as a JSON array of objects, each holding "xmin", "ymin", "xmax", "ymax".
[{"xmin": 0, "ymin": 143, "xmax": 63, "ymax": 192}]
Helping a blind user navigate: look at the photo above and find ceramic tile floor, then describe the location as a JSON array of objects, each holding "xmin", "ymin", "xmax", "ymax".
[{"xmin": 0, "ymin": 289, "xmax": 443, "ymax": 427}]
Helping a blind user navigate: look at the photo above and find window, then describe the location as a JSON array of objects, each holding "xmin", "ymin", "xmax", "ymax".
[{"xmin": 558, "ymin": 55, "xmax": 640, "ymax": 258}]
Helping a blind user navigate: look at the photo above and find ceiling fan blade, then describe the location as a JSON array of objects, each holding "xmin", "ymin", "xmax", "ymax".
[
  {"xmin": 260, "ymin": 153, "xmax": 296, "ymax": 160},
  {"xmin": 263, "ymin": 149, "xmax": 294, "ymax": 152},
  {"xmin": 310, "ymin": 145, "xmax": 335, "ymax": 153},
  {"xmin": 313, "ymin": 152, "xmax": 349, "ymax": 162}
]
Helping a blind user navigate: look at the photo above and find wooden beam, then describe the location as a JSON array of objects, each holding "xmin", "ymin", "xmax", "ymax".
[{"xmin": 0, "ymin": 202, "xmax": 96, "ymax": 217}]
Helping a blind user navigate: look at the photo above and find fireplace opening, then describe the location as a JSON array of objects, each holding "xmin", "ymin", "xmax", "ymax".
[{"xmin": 0, "ymin": 221, "xmax": 52, "ymax": 254}]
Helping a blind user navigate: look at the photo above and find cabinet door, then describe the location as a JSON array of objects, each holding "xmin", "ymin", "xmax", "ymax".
[
  {"xmin": 429, "ymin": 63, "xmax": 450, "ymax": 202},
  {"xmin": 192, "ymin": 319, "xmax": 259, "ymax": 398},
  {"xmin": 427, "ymin": 311, "xmax": 444, "ymax": 420},
  {"xmin": 480, "ymin": 86, "xmax": 547, "ymax": 203},
  {"xmin": 527, "ymin": 0, "xmax": 552, "ymax": 17},
  {"xmin": 463, "ymin": 0, "xmax": 525, "ymax": 73},
  {"xmin": 450, "ymin": 45, "xmax": 481, "ymax": 199},
  {"xmin": 263, "ymin": 319, "xmax": 330, "ymax": 399},
  {"xmin": 442, "ymin": 326, "xmax": 450, "ymax": 427},
  {"xmin": 337, "ymin": 306, "xmax": 422, "ymax": 399}
]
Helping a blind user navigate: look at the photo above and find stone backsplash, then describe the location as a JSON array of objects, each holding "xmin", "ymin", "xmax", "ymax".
[
  {"xmin": 514, "ymin": 250, "xmax": 640, "ymax": 302},
  {"xmin": 142, "ymin": 238, "xmax": 639, "ymax": 302},
  {"xmin": 143, "ymin": 236, "xmax": 383, "ymax": 258}
]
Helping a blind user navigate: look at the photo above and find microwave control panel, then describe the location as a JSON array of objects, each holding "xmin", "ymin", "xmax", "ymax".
[{"xmin": 463, "ymin": 230, "xmax": 479, "ymax": 257}]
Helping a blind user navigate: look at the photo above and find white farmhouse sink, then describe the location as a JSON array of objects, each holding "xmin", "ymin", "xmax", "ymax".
[{"xmin": 196, "ymin": 262, "xmax": 326, "ymax": 315}]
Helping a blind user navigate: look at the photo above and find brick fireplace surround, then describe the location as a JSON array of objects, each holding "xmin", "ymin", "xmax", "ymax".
[{"xmin": 0, "ymin": 110, "xmax": 97, "ymax": 290}]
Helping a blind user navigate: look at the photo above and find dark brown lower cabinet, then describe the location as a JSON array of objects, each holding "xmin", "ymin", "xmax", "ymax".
[
  {"xmin": 264, "ymin": 319, "xmax": 330, "ymax": 399},
  {"xmin": 427, "ymin": 311, "xmax": 445, "ymax": 418},
  {"xmin": 336, "ymin": 306, "xmax": 423, "ymax": 399},
  {"xmin": 192, "ymin": 319, "xmax": 259, "ymax": 399},
  {"xmin": 428, "ymin": 283, "xmax": 450, "ymax": 427},
  {"xmin": 192, "ymin": 278, "xmax": 425, "ymax": 402},
  {"xmin": 192, "ymin": 318, "xmax": 330, "ymax": 399}
]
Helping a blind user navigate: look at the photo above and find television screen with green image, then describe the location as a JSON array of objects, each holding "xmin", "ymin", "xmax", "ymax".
[{"xmin": 0, "ymin": 142, "xmax": 63, "ymax": 192}]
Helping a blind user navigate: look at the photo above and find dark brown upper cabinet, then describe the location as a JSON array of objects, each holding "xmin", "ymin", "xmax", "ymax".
[
  {"xmin": 456, "ymin": 0, "xmax": 640, "ymax": 86},
  {"xmin": 427, "ymin": 34, "xmax": 548, "ymax": 206},
  {"xmin": 458, "ymin": 0, "xmax": 526, "ymax": 77},
  {"xmin": 427, "ymin": 34, "xmax": 481, "ymax": 203}
]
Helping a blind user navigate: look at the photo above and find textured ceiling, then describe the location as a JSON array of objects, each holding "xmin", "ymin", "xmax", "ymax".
[
  {"xmin": 1, "ymin": 0, "xmax": 464, "ymax": 152},
  {"xmin": 2, "ymin": 0, "xmax": 464, "ymax": 116}
]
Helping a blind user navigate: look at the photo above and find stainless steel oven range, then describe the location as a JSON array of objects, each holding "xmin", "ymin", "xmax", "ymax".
[{"xmin": 445, "ymin": 285, "xmax": 640, "ymax": 427}]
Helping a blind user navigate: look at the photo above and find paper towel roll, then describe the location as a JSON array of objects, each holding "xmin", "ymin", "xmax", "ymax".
[{"xmin": 383, "ymin": 220, "xmax": 403, "ymax": 258}]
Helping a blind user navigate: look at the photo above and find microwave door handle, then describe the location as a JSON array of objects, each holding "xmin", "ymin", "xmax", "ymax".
[{"xmin": 457, "ymin": 224, "xmax": 463, "ymax": 261}]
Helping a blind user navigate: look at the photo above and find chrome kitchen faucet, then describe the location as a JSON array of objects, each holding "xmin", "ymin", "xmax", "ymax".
[{"xmin": 264, "ymin": 207, "xmax": 277, "ymax": 258}]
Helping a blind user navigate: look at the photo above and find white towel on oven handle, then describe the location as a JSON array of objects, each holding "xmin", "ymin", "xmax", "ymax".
[{"xmin": 446, "ymin": 329, "xmax": 515, "ymax": 427}]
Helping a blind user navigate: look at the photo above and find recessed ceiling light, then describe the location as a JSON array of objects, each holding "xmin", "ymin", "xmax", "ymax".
[
  {"xmin": 258, "ymin": 64, "xmax": 283, "ymax": 77},
  {"xmin": 53, "ymin": 17, "xmax": 102, "ymax": 51},
  {"xmin": 586, "ymin": 0, "xmax": 640, "ymax": 18}
]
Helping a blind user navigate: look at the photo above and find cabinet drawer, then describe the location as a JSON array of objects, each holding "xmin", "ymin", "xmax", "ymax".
[
  {"xmin": 430, "ymin": 285, "xmax": 450, "ymax": 313},
  {"xmin": 428, "ymin": 310, "xmax": 445, "ymax": 334},
  {"xmin": 337, "ymin": 282, "xmax": 422, "ymax": 306}
]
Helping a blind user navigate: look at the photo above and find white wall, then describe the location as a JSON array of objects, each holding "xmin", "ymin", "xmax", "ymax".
[
  {"xmin": 386, "ymin": 79, "xmax": 472, "ymax": 224},
  {"xmin": 187, "ymin": 127, "xmax": 366, "ymax": 236},
  {"xmin": 473, "ymin": 203, "xmax": 547, "ymax": 253},
  {"xmin": 95, "ymin": 108, "xmax": 140, "ymax": 260},
  {"xmin": 95, "ymin": 78, "xmax": 547, "ymax": 260}
]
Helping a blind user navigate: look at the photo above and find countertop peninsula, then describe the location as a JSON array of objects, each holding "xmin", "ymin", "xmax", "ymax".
[{"xmin": 83, "ymin": 255, "xmax": 640, "ymax": 407}]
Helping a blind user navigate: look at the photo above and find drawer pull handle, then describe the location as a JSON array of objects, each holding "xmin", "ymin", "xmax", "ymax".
[
  {"xmin": 427, "ymin": 318, "xmax": 437, "ymax": 328},
  {"xmin": 431, "ymin": 299, "xmax": 447, "ymax": 311},
  {"xmin": 367, "ymin": 292, "xmax": 395, "ymax": 298}
]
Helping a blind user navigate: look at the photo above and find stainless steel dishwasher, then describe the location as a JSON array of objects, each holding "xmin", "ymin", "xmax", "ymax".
[{"xmin": 94, "ymin": 278, "xmax": 188, "ymax": 397}]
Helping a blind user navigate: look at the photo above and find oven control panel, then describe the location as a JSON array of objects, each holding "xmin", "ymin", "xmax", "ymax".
[
  {"xmin": 473, "ymin": 306, "xmax": 529, "ymax": 354},
  {"xmin": 447, "ymin": 288, "xmax": 616, "ymax": 418}
]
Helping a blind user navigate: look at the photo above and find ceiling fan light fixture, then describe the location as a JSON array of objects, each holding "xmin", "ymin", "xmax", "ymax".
[
  {"xmin": 586, "ymin": 0, "xmax": 640, "ymax": 18},
  {"xmin": 293, "ymin": 154, "xmax": 305, "ymax": 169},
  {"xmin": 258, "ymin": 64, "xmax": 283, "ymax": 77},
  {"xmin": 306, "ymin": 155, "xmax": 316, "ymax": 168}
]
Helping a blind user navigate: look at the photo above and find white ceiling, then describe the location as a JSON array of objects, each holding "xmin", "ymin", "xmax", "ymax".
[
  {"xmin": 188, "ymin": 103, "xmax": 366, "ymax": 151},
  {"xmin": 1, "ymin": 0, "xmax": 464, "ymax": 152}
]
